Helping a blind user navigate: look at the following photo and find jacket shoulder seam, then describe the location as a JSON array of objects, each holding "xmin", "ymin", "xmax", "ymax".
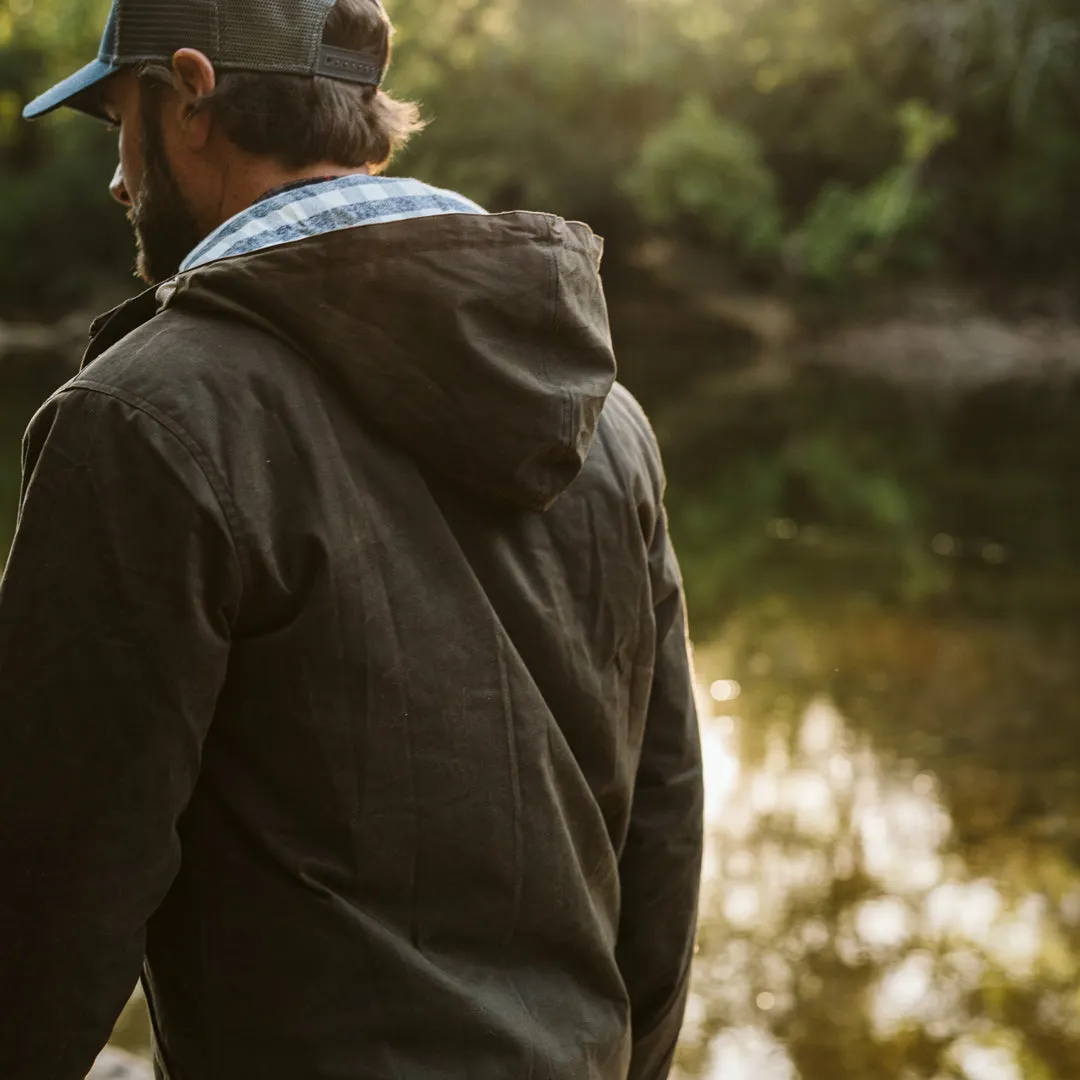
[{"xmin": 59, "ymin": 379, "xmax": 250, "ymax": 586}]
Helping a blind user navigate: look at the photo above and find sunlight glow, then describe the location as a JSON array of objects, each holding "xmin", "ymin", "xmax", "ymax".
[
  {"xmin": 687, "ymin": 671, "xmax": 1069, "ymax": 1077},
  {"xmin": 951, "ymin": 1036, "xmax": 1024, "ymax": 1080},
  {"xmin": 710, "ymin": 679, "xmax": 742, "ymax": 703},
  {"xmin": 854, "ymin": 897, "xmax": 912, "ymax": 953},
  {"xmin": 704, "ymin": 1028, "xmax": 797, "ymax": 1080},
  {"xmin": 871, "ymin": 951, "xmax": 937, "ymax": 1035}
]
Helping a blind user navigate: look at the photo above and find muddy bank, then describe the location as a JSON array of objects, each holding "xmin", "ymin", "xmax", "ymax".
[
  {"xmin": 617, "ymin": 241, "xmax": 1080, "ymax": 396},
  {"xmin": 815, "ymin": 299, "xmax": 1080, "ymax": 390}
]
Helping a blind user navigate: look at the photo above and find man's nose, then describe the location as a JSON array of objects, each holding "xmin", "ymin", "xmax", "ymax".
[{"xmin": 110, "ymin": 164, "xmax": 131, "ymax": 207}]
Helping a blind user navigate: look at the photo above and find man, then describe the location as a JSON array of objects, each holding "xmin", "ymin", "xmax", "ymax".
[{"xmin": 0, "ymin": 2, "xmax": 703, "ymax": 1078}]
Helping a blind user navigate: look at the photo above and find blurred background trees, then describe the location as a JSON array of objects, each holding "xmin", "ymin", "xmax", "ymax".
[
  {"xmin": 2, "ymin": 0, "xmax": 1078, "ymax": 320},
  {"xmin": 5, "ymin": 5, "xmax": 1080, "ymax": 1077}
]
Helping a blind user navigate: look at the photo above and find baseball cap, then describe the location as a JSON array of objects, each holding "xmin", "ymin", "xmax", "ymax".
[{"xmin": 23, "ymin": 0, "xmax": 388, "ymax": 122}]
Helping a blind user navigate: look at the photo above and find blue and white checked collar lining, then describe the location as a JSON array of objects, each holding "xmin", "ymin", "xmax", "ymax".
[{"xmin": 180, "ymin": 174, "xmax": 488, "ymax": 272}]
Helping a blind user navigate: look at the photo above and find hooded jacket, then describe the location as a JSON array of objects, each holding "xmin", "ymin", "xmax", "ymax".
[{"xmin": 0, "ymin": 211, "xmax": 703, "ymax": 1080}]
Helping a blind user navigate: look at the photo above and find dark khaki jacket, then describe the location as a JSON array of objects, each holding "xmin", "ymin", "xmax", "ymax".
[{"xmin": 0, "ymin": 212, "xmax": 703, "ymax": 1080}]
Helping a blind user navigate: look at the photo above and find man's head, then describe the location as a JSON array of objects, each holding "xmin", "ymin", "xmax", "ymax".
[{"xmin": 24, "ymin": 0, "xmax": 423, "ymax": 284}]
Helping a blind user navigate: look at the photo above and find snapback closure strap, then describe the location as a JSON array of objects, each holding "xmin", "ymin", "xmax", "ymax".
[{"xmin": 316, "ymin": 45, "xmax": 384, "ymax": 86}]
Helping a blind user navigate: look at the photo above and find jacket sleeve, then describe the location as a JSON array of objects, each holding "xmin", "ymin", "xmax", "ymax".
[
  {"xmin": 617, "ymin": 501, "xmax": 704, "ymax": 1080},
  {"xmin": 0, "ymin": 386, "xmax": 242, "ymax": 1080}
]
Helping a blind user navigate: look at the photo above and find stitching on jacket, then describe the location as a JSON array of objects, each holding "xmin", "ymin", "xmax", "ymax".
[{"xmin": 59, "ymin": 380, "xmax": 251, "ymax": 593}]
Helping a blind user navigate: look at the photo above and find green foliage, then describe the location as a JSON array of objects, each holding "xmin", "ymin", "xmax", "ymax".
[
  {"xmin": 623, "ymin": 96, "xmax": 783, "ymax": 257},
  {"xmin": 0, "ymin": 0, "xmax": 133, "ymax": 317},
  {"xmin": 0, "ymin": 0, "xmax": 1078, "ymax": 316},
  {"xmin": 0, "ymin": 118, "xmax": 130, "ymax": 314},
  {"xmin": 787, "ymin": 100, "xmax": 955, "ymax": 286}
]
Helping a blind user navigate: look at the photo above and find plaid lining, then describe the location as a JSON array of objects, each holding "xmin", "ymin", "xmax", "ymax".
[{"xmin": 180, "ymin": 174, "xmax": 488, "ymax": 272}]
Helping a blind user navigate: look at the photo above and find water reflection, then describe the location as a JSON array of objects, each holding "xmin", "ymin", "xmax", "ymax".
[
  {"xmin": 678, "ymin": 666, "xmax": 1080, "ymax": 1080},
  {"xmin": 100, "ymin": 642, "xmax": 1080, "ymax": 1078}
]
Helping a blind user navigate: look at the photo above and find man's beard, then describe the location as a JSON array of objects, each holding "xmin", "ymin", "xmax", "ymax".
[{"xmin": 129, "ymin": 91, "xmax": 204, "ymax": 286}]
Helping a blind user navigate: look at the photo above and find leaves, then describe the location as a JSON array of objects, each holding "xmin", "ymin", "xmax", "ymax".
[
  {"xmin": 0, "ymin": 0, "xmax": 1078, "ymax": 316},
  {"xmin": 623, "ymin": 96, "xmax": 783, "ymax": 254}
]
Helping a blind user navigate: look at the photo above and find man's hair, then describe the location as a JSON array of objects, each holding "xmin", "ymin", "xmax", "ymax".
[{"xmin": 140, "ymin": 0, "xmax": 424, "ymax": 173}]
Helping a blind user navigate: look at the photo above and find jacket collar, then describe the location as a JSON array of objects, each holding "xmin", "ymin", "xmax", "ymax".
[{"xmin": 83, "ymin": 283, "xmax": 165, "ymax": 370}]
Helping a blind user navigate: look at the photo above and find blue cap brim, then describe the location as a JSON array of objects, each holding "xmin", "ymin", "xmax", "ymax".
[{"xmin": 23, "ymin": 58, "xmax": 120, "ymax": 121}]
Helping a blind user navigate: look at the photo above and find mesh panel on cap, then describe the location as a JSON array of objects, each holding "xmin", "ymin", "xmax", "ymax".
[
  {"xmin": 114, "ymin": 0, "xmax": 219, "ymax": 61},
  {"xmin": 219, "ymin": 0, "xmax": 338, "ymax": 73}
]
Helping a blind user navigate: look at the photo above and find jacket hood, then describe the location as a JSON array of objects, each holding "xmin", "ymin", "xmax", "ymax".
[{"xmin": 161, "ymin": 211, "xmax": 617, "ymax": 511}]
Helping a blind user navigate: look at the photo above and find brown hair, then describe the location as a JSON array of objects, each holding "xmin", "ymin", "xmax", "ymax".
[{"xmin": 140, "ymin": 0, "xmax": 424, "ymax": 173}]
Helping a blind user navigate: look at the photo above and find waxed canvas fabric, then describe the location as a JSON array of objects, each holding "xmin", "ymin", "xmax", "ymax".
[{"xmin": 0, "ymin": 211, "xmax": 703, "ymax": 1080}]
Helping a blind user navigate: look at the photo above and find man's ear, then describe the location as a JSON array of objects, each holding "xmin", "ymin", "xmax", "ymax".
[{"xmin": 170, "ymin": 49, "xmax": 217, "ymax": 149}]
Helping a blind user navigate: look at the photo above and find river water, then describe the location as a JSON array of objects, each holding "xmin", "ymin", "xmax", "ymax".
[{"xmin": 4, "ymin": 347, "xmax": 1079, "ymax": 1080}]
